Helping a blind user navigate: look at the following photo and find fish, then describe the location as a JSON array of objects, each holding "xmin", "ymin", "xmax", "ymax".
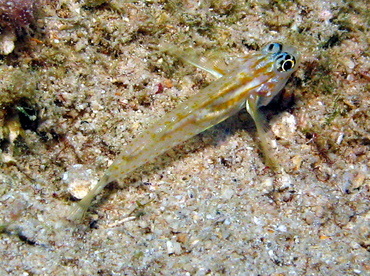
[{"xmin": 68, "ymin": 42, "xmax": 300, "ymax": 221}]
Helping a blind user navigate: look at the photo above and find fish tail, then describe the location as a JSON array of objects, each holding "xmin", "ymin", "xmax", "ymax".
[{"xmin": 67, "ymin": 173, "xmax": 111, "ymax": 221}]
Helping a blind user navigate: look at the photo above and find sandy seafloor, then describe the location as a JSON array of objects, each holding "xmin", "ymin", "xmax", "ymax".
[{"xmin": 0, "ymin": 0, "xmax": 369, "ymax": 275}]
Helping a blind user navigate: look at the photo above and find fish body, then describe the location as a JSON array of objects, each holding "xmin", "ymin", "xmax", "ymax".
[{"xmin": 69, "ymin": 42, "xmax": 300, "ymax": 220}]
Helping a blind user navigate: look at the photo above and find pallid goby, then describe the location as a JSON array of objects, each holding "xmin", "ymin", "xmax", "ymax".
[{"xmin": 68, "ymin": 42, "xmax": 300, "ymax": 221}]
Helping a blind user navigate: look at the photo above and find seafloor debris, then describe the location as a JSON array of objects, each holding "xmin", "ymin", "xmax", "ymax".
[{"xmin": 0, "ymin": 0, "xmax": 41, "ymax": 54}]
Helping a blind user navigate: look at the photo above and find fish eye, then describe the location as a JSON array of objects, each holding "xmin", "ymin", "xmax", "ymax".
[
  {"xmin": 275, "ymin": 52, "xmax": 296, "ymax": 72},
  {"xmin": 264, "ymin": 43, "xmax": 283, "ymax": 53}
]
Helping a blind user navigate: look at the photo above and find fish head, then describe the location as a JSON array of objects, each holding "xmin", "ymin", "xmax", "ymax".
[{"xmin": 251, "ymin": 42, "xmax": 301, "ymax": 107}]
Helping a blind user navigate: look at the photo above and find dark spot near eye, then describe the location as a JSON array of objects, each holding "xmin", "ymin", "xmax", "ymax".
[
  {"xmin": 268, "ymin": 43, "xmax": 282, "ymax": 52},
  {"xmin": 276, "ymin": 53, "xmax": 284, "ymax": 60}
]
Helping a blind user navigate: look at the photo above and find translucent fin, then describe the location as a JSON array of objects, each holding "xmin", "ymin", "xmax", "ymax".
[
  {"xmin": 159, "ymin": 42, "xmax": 225, "ymax": 78},
  {"xmin": 246, "ymin": 99, "xmax": 281, "ymax": 171},
  {"xmin": 67, "ymin": 173, "xmax": 111, "ymax": 221},
  {"xmin": 183, "ymin": 57, "xmax": 224, "ymax": 78},
  {"xmin": 185, "ymin": 54, "xmax": 249, "ymax": 79}
]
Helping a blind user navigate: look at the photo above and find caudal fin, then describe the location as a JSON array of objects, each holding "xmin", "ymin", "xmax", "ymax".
[{"xmin": 67, "ymin": 173, "xmax": 111, "ymax": 221}]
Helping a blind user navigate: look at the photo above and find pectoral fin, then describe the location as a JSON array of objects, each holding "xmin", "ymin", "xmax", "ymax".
[{"xmin": 246, "ymin": 99, "xmax": 280, "ymax": 171}]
